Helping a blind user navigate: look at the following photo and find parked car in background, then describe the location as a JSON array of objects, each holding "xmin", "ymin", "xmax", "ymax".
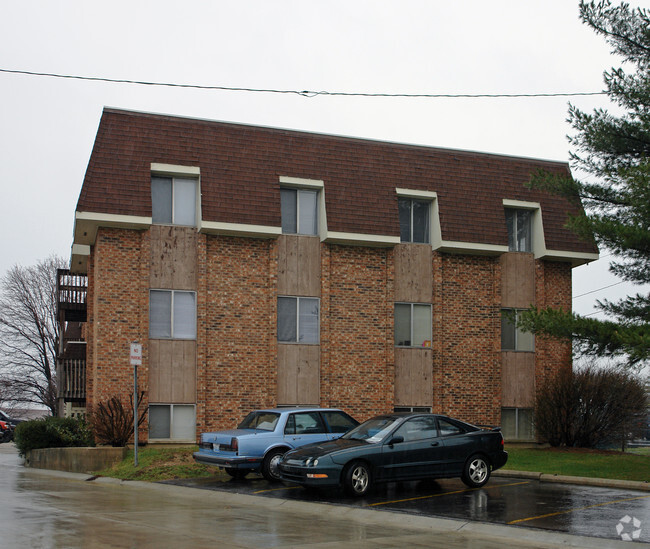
[
  {"xmin": 0, "ymin": 410, "xmax": 23, "ymax": 426},
  {"xmin": 279, "ymin": 412, "xmax": 508, "ymax": 496},
  {"xmin": 0, "ymin": 420, "xmax": 14, "ymax": 443},
  {"xmin": 194, "ymin": 407, "xmax": 359, "ymax": 481}
]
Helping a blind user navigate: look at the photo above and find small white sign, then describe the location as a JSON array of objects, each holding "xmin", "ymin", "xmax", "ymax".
[{"xmin": 130, "ymin": 343, "xmax": 142, "ymax": 366}]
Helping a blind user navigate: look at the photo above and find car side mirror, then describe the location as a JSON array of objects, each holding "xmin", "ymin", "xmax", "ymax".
[{"xmin": 387, "ymin": 435, "xmax": 404, "ymax": 446}]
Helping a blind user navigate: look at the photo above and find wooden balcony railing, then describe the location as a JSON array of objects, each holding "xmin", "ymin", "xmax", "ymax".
[
  {"xmin": 57, "ymin": 359, "xmax": 86, "ymax": 400},
  {"xmin": 57, "ymin": 269, "xmax": 87, "ymax": 322}
]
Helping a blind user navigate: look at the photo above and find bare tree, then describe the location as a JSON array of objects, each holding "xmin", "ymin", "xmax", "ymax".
[
  {"xmin": 0, "ymin": 256, "xmax": 66, "ymax": 415},
  {"xmin": 534, "ymin": 364, "xmax": 647, "ymax": 449}
]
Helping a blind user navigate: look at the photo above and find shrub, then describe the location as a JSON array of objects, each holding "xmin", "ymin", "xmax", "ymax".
[
  {"xmin": 89, "ymin": 392, "xmax": 147, "ymax": 447},
  {"xmin": 14, "ymin": 416, "xmax": 95, "ymax": 456},
  {"xmin": 535, "ymin": 365, "xmax": 646, "ymax": 449}
]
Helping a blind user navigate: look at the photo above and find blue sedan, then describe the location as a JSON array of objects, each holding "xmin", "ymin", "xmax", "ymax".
[
  {"xmin": 193, "ymin": 407, "xmax": 358, "ymax": 481},
  {"xmin": 279, "ymin": 413, "xmax": 508, "ymax": 496}
]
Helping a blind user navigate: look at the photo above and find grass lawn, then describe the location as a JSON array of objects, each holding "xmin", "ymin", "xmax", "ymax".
[
  {"xmin": 96, "ymin": 445, "xmax": 650, "ymax": 484},
  {"xmin": 504, "ymin": 446, "xmax": 650, "ymax": 482},
  {"xmin": 97, "ymin": 446, "xmax": 224, "ymax": 482}
]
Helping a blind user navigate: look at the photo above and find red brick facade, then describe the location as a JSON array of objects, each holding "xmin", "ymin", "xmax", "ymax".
[
  {"xmin": 71, "ymin": 109, "xmax": 596, "ymax": 442},
  {"xmin": 83, "ymin": 227, "xmax": 573, "ymax": 436}
]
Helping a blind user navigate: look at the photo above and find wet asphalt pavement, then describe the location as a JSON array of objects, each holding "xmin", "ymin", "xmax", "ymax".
[
  {"xmin": 1, "ymin": 443, "xmax": 648, "ymax": 548},
  {"xmin": 164, "ymin": 468, "xmax": 650, "ymax": 543}
]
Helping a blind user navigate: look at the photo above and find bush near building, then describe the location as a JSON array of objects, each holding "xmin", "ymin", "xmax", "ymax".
[
  {"xmin": 534, "ymin": 365, "xmax": 646, "ymax": 449},
  {"xmin": 14, "ymin": 417, "xmax": 94, "ymax": 456}
]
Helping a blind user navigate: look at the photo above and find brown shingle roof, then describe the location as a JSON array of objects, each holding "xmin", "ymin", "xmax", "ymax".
[{"xmin": 76, "ymin": 108, "xmax": 596, "ymax": 254}]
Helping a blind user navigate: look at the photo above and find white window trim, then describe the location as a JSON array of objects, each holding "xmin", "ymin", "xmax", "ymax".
[
  {"xmin": 151, "ymin": 163, "xmax": 201, "ymax": 228},
  {"xmin": 280, "ymin": 177, "xmax": 328, "ymax": 240},
  {"xmin": 501, "ymin": 308, "xmax": 535, "ymax": 352},
  {"xmin": 148, "ymin": 403, "xmax": 196, "ymax": 442},
  {"xmin": 396, "ymin": 188, "xmax": 437, "ymax": 246},
  {"xmin": 502, "ymin": 407, "xmax": 534, "ymax": 440},
  {"xmin": 395, "ymin": 302, "xmax": 432, "ymax": 348},
  {"xmin": 151, "ymin": 163, "xmax": 201, "ymax": 177},
  {"xmin": 278, "ymin": 295, "xmax": 321, "ymax": 345},
  {"xmin": 149, "ymin": 289, "xmax": 197, "ymax": 340},
  {"xmin": 503, "ymin": 199, "xmax": 544, "ymax": 257}
]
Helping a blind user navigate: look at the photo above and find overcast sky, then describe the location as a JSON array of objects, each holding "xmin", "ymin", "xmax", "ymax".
[{"xmin": 0, "ymin": 1, "xmax": 643, "ymax": 321}]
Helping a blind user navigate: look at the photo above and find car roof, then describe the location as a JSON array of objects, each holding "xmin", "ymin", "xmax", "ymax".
[
  {"xmin": 368, "ymin": 412, "xmax": 467, "ymax": 422},
  {"xmin": 248, "ymin": 407, "xmax": 346, "ymax": 414}
]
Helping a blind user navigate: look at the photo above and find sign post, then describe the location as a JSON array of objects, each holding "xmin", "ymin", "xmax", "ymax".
[{"xmin": 130, "ymin": 342, "xmax": 142, "ymax": 467}]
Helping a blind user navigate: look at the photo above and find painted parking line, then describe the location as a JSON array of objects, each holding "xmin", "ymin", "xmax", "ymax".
[
  {"xmin": 508, "ymin": 494, "xmax": 650, "ymax": 525},
  {"xmin": 369, "ymin": 480, "xmax": 531, "ymax": 507}
]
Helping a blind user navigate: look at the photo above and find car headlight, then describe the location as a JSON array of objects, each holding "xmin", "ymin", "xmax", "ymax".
[{"xmin": 304, "ymin": 457, "xmax": 319, "ymax": 467}]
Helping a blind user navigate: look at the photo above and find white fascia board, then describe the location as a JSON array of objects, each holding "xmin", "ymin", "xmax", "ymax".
[
  {"xmin": 71, "ymin": 243, "xmax": 90, "ymax": 256},
  {"xmin": 538, "ymin": 250, "xmax": 600, "ymax": 268},
  {"xmin": 200, "ymin": 220, "xmax": 282, "ymax": 239},
  {"xmin": 434, "ymin": 240, "xmax": 509, "ymax": 256},
  {"xmin": 395, "ymin": 188, "xmax": 438, "ymax": 200},
  {"xmin": 151, "ymin": 163, "xmax": 201, "ymax": 176},
  {"xmin": 502, "ymin": 199, "xmax": 539, "ymax": 210},
  {"xmin": 279, "ymin": 176, "xmax": 324, "ymax": 189},
  {"xmin": 324, "ymin": 231, "xmax": 401, "ymax": 247},
  {"xmin": 70, "ymin": 244, "xmax": 90, "ymax": 274},
  {"xmin": 73, "ymin": 211, "xmax": 153, "ymax": 246}
]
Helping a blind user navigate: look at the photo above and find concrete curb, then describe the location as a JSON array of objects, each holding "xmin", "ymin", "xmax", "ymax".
[{"xmin": 494, "ymin": 469, "xmax": 650, "ymax": 492}]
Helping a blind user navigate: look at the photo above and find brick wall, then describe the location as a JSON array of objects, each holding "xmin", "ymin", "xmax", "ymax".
[
  {"xmin": 434, "ymin": 253, "xmax": 502, "ymax": 425},
  {"xmin": 85, "ymin": 229, "xmax": 574, "ymax": 436},
  {"xmin": 535, "ymin": 260, "xmax": 573, "ymax": 387},
  {"xmin": 322, "ymin": 244, "xmax": 394, "ymax": 422},
  {"xmin": 197, "ymin": 235, "xmax": 277, "ymax": 433},
  {"xmin": 86, "ymin": 227, "xmax": 150, "ymax": 440}
]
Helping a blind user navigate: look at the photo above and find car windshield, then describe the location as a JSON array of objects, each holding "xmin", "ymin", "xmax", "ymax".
[
  {"xmin": 238, "ymin": 412, "xmax": 280, "ymax": 431},
  {"xmin": 341, "ymin": 417, "xmax": 401, "ymax": 443}
]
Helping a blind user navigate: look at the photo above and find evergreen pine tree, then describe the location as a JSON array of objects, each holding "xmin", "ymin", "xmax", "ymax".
[{"xmin": 519, "ymin": 1, "xmax": 650, "ymax": 366}]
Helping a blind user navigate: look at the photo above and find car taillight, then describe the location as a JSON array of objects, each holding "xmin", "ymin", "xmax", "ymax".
[{"xmin": 231, "ymin": 437, "xmax": 238, "ymax": 452}]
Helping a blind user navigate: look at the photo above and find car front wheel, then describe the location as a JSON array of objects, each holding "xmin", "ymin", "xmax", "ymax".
[
  {"xmin": 262, "ymin": 448, "xmax": 287, "ymax": 482},
  {"xmin": 344, "ymin": 461, "xmax": 371, "ymax": 497},
  {"xmin": 462, "ymin": 454, "xmax": 491, "ymax": 488}
]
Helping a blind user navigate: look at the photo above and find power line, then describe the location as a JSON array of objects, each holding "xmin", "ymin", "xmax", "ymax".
[
  {"xmin": 573, "ymin": 280, "xmax": 625, "ymax": 299},
  {"xmin": 0, "ymin": 68, "xmax": 607, "ymax": 99}
]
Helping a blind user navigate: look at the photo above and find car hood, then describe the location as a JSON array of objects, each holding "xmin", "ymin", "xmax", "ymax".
[{"xmin": 285, "ymin": 437, "xmax": 369, "ymax": 459}]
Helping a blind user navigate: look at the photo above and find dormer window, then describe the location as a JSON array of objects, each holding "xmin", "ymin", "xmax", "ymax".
[
  {"xmin": 152, "ymin": 176, "xmax": 197, "ymax": 227},
  {"xmin": 281, "ymin": 188, "xmax": 318, "ymax": 235},
  {"xmin": 399, "ymin": 198, "xmax": 430, "ymax": 244},
  {"xmin": 505, "ymin": 208, "xmax": 532, "ymax": 252}
]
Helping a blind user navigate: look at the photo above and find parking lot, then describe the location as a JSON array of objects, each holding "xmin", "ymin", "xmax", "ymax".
[{"xmin": 166, "ymin": 472, "xmax": 650, "ymax": 543}]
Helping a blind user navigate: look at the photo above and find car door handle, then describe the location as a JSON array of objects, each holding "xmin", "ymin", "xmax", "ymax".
[{"xmin": 430, "ymin": 442, "xmax": 440, "ymax": 446}]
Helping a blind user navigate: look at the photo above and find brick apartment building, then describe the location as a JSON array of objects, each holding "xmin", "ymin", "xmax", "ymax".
[{"xmin": 60, "ymin": 107, "xmax": 598, "ymax": 443}]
